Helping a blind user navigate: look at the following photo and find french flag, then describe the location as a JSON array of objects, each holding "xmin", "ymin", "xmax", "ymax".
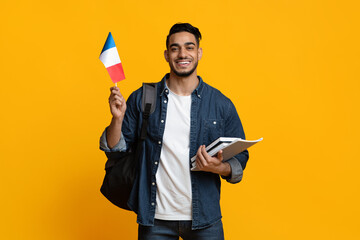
[{"xmin": 99, "ymin": 32, "xmax": 125, "ymax": 83}]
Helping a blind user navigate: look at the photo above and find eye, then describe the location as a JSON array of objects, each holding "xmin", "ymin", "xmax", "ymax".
[
  {"xmin": 187, "ymin": 46, "xmax": 194, "ymax": 50},
  {"xmin": 171, "ymin": 47, "xmax": 179, "ymax": 51}
]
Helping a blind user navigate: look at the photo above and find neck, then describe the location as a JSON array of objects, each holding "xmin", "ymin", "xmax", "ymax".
[{"xmin": 167, "ymin": 71, "xmax": 199, "ymax": 96}]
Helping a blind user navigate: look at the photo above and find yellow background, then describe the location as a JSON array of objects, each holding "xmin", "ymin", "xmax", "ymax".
[{"xmin": 1, "ymin": 0, "xmax": 359, "ymax": 239}]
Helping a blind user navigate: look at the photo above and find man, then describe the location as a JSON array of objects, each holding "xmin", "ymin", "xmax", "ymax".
[{"xmin": 100, "ymin": 23, "xmax": 249, "ymax": 240}]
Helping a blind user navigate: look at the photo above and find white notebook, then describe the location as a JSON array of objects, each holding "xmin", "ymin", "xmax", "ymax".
[{"xmin": 191, "ymin": 137, "xmax": 263, "ymax": 171}]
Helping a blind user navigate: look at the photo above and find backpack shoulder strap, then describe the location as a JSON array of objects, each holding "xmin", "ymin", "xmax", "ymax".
[
  {"xmin": 141, "ymin": 83, "xmax": 157, "ymax": 114},
  {"xmin": 140, "ymin": 83, "xmax": 157, "ymax": 140}
]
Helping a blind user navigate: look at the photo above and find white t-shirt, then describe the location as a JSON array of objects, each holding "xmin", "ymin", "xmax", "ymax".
[{"xmin": 154, "ymin": 89, "xmax": 192, "ymax": 220}]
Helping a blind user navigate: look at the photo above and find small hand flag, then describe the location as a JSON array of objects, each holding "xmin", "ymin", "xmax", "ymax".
[{"xmin": 99, "ymin": 32, "xmax": 125, "ymax": 84}]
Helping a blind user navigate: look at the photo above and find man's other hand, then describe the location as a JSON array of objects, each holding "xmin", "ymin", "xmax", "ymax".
[{"xmin": 195, "ymin": 145, "xmax": 231, "ymax": 177}]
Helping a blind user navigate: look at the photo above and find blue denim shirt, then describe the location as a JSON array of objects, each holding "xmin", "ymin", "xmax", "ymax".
[{"xmin": 100, "ymin": 74, "xmax": 249, "ymax": 229}]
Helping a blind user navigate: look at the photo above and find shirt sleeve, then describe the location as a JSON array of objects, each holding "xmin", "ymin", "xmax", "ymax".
[
  {"xmin": 222, "ymin": 99, "xmax": 249, "ymax": 183},
  {"xmin": 99, "ymin": 127, "xmax": 127, "ymax": 152},
  {"xmin": 221, "ymin": 157, "xmax": 243, "ymax": 183}
]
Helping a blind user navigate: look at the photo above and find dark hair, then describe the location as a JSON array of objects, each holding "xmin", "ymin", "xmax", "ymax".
[{"xmin": 166, "ymin": 23, "xmax": 202, "ymax": 49}]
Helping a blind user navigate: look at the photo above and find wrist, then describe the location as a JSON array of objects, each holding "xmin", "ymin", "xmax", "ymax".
[
  {"xmin": 111, "ymin": 116, "xmax": 124, "ymax": 124},
  {"xmin": 218, "ymin": 162, "xmax": 231, "ymax": 177}
]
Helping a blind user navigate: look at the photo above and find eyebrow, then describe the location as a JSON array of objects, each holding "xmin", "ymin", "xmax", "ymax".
[{"xmin": 169, "ymin": 42, "xmax": 196, "ymax": 48}]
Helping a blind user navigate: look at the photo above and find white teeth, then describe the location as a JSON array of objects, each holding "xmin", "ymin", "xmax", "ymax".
[{"xmin": 179, "ymin": 61, "xmax": 190, "ymax": 64}]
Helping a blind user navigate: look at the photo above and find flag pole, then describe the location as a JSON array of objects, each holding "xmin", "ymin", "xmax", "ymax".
[{"xmin": 115, "ymin": 82, "xmax": 117, "ymax": 87}]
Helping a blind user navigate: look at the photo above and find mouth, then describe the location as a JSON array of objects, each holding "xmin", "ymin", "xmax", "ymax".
[{"xmin": 176, "ymin": 60, "xmax": 191, "ymax": 67}]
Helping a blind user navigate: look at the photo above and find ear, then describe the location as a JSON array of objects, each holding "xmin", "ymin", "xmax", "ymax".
[
  {"xmin": 198, "ymin": 47, "xmax": 203, "ymax": 61},
  {"xmin": 164, "ymin": 50, "xmax": 169, "ymax": 62}
]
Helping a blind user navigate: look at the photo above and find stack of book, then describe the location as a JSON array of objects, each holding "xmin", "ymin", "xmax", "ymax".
[{"xmin": 191, "ymin": 137, "xmax": 263, "ymax": 171}]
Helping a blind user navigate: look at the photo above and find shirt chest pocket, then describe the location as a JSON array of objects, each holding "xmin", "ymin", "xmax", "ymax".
[{"xmin": 202, "ymin": 119, "xmax": 224, "ymax": 146}]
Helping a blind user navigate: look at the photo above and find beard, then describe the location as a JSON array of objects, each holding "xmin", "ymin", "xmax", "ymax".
[{"xmin": 170, "ymin": 60, "xmax": 198, "ymax": 77}]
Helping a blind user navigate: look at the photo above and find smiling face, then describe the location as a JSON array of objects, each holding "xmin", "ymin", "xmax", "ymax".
[{"xmin": 165, "ymin": 31, "xmax": 202, "ymax": 78}]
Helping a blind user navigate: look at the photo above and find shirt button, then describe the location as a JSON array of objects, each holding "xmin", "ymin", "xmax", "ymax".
[
  {"xmin": 213, "ymin": 121, "xmax": 217, "ymax": 125},
  {"xmin": 165, "ymin": 89, "xmax": 169, "ymax": 93},
  {"xmin": 164, "ymin": 100, "xmax": 167, "ymax": 104},
  {"xmin": 198, "ymin": 94, "xmax": 201, "ymax": 98},
  {"xmin": 152, "ymin": 182, "xmax": 155, "ymax": 186},
  {"xmin": 161, "ymin": 120, "xmax": 164, "ymax": 123},
  {"xmin": 158, "ymin": 141, "xmax": 161, "ymax": 145},
  {"xmin": 155, "ymin": 161, "xmax": 158, "ymax": 165},
  {"xmin": 151, "ymin": 202, "xmax": 155, "ymax": 206}
]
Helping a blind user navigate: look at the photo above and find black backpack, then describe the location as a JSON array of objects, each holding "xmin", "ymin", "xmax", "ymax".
[{"xmin": 100, "ymin": 83, "xmax": 157, "ymax": 210}]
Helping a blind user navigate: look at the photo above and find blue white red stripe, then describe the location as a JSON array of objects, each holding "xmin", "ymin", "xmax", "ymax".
[{"xmin": 99, "ymin": 32, "xmax": 125, "ymax": 83}]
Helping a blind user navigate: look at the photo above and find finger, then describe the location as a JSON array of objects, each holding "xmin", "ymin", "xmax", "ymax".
[
  {"xmin": 196, "ymin": 144, "xmax": 202, "ymax": 157},
  {"xmin": 110, "ymin": 86, "xmax": 122, "ymax": 95},
  {"xmin": 108, "ymin": 95, "xmax": 117, "ymax": 104},
  {"xmin": 196, "ymin": 155, "xmax": 203, "ymax": 169},
  {"xmin": 201, "ymin": 145, "xmax": 220, "ymax": 166},
  {"xmin": 115, "ymin": 100, "xmax": 122, "ymax": 108},
  {"xmin": 109, "ymin": 95, "xmax": 122, "ymax": 104},
  {"xmin": 196, "ymin": 145, "xmax": 205, "ymax": 159},
  {"xmin": 110, "ymin": 86, "xmax": 119, "ymax": 91},
  {"xmin": 120, "ymin": 99, "xmax": 127, "ymax": 110},
  {"xmin": 109, "ymin": 98, "xmax": 121, "ymax": 106},
  {"xmin": 195, "ymin": 146, "xmax": 204, "ymax": 169},
  {"xmin": 217, "ymin": 150, "xmax": 223, "ymax": 161},
  {"xmin": 113, "ymin": 95, "xmax": 123, "ymax": 102},
  {"xmin": 117, "ymin": 96, "xmax": 126, "ymax": 106},
  {"xmin": 109, "ymin": 92, "xmax": 125, "ymax": 103},
  {"xmin": 197, "ymin": 145, "xmax": 208, "ymax": 168},
  {"xmin": 111, "ymin": 89, "xmax": 122, "ymax": 97},
  {"xmin": 200, "ymin": 145, "xmax": 211, "ymax": 159}
]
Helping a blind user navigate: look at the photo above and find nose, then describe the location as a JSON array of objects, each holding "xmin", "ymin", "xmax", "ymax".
[{"xmin": 178, "ymin": 47, "xmax": 186, "ymax": 58}]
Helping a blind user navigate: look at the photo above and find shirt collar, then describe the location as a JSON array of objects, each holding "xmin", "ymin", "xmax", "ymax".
[{"xmin": 159, "ymin": 73, "xmax": 205, "ymax": 98}]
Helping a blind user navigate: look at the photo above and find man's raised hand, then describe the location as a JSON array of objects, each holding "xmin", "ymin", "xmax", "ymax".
[{"xmin": 109, "ymin": 86, "xmax": 127, "ymax": 120}]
